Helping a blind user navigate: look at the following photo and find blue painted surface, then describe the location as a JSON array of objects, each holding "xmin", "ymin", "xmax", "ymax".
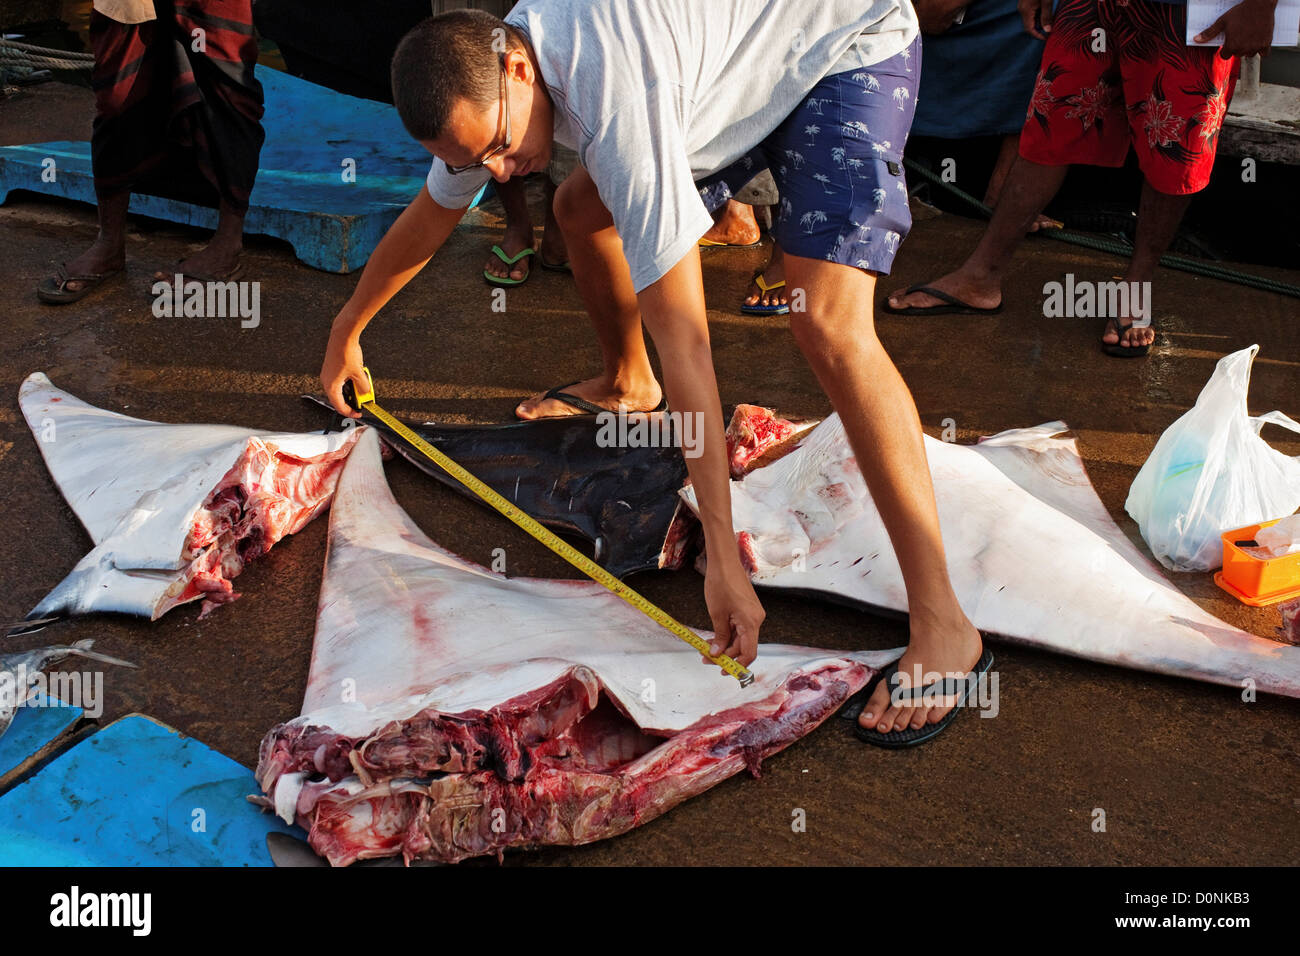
[
  {"xmin": 0, "ymin": 715, "xmax": 296, "ymax": 866},
  {"xmin": 0, "ymin": 693, "xmax": 82, "ymax": 781},
  {"xmin": 0, "ymin": 68, "xmax": 487, "ymax": 273}
]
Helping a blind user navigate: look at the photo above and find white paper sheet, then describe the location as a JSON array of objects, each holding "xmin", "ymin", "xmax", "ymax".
[{"xmin": 1187, "ymin": 0, "xmax": 1300, "ymax": 47}]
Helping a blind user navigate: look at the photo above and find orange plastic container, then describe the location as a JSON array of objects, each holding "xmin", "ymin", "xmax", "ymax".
[{"xmin": 1214, "ymin": 519, "xmax": 1300, "ymax": 607}]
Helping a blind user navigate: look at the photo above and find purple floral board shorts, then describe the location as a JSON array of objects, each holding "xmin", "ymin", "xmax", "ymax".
[{"xmin": 697, "ymin": 37, "xmax": 921, "ymax": 274}]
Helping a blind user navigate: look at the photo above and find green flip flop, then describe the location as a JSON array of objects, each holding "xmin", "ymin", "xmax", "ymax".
[{"xmin": 484, "ymin": 244, "xmax": 536, "ymax": 286}]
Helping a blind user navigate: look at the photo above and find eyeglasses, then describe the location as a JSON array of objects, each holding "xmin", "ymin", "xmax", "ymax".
[{"xmin": 445, "ymin": 54, "xmax": 511, "ymax": 175}]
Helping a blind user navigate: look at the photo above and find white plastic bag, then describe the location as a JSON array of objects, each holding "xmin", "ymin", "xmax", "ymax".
[{"xmin": 1126, "ymin": 345, "xmax": 1300, "ymax": 572}]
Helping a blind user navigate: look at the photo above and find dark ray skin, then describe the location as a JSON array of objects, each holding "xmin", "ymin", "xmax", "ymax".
[{"xmin": 307, "ymin": 397, "xmax": 691, "ymax": 578}]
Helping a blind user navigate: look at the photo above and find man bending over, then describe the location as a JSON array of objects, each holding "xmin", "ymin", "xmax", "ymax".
[{"xmin": 320, "ymin": 0, "xmax": 991, "ymax": 746}]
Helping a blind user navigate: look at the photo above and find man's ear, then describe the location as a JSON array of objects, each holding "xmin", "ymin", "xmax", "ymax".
[{"xmin": 505, "ymin": 47, "xmax": 531, "ymax": 84}]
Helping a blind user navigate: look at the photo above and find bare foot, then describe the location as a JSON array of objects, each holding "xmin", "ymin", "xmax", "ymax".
[
  {"xmin": 702, "ymin": 199, "xmax": 760, "ymax": 246},
  {"xmin": 858, "ymin": 614, "xmax": 984, "ymax": 736},
  {"xmin": 885, "ymin": 270, "xmax": 1002, "ymax": 312},
  {"xmin": 515, "ymin": 375, "xmax": 663, "ymax": 420},
  {"xmin": 485, "ymin": 221, "xmax": 536, "ymax": 282}
]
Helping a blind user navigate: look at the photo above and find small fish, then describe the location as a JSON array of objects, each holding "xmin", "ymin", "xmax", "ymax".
[{"xmin": 0, "ymin": 639, "xmax": 136, "ymax": 741}]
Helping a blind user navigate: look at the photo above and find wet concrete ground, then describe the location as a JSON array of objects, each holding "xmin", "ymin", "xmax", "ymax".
[{"xmin": 1, "ymin": 80, "xmax": 1298, "ymax": 866}]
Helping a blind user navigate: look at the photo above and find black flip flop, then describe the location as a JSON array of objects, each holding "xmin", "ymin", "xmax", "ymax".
[
  {"xmin": 535, "ymin": 381, "xmax": 669, "ymax": 417},
  {"xmin": 1103, "ymin": 316, "xmax": 1152, "ymax": 358},
  {"xmin": 881, "ymin": 284, "xmax": 1003, "ymax": 316},
  {"xmin": 842, "ymin": 648, "xmax": 995, "ymax": 749},
  {"xmin": 36, "ymin": 263, "xmax": 124, "ymax": 305}
]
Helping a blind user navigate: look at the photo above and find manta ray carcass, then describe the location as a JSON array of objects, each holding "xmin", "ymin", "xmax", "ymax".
[
  {"xmin": 683, "ymin": 407, "xmax": 1300, "ymax": 699},
  {"xmin": 18, "ymin": 373, "xmax": 362, "ymax": 623},
  {"xmin": 255, "ymin": 429, "xmax": 897, "ymax": 865}
]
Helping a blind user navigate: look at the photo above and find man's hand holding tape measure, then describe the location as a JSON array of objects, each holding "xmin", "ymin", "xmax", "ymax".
[{"xmin": 322, "ymin": 327, "xmax": 369, "ymax": 422}]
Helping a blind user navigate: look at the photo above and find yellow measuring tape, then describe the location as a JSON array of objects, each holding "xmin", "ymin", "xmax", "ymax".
[{"xmin": 343, "ymin": 368, "xmax": 754, "ymax": 687}]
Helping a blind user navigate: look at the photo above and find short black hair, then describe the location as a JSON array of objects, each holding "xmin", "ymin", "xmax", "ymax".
[{"xmin": 391, "ymin": 10, "xmax": 526, "ymax": 141}]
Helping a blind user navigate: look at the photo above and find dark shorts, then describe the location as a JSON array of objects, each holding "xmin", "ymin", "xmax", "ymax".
[{"xmin": 697, "ymin": 37, "xmax": 920, "ymax": 274}]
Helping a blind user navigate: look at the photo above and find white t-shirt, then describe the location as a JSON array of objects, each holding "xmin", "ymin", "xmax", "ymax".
[{"xmin": 426, "ymin": 0, "xmax": 919, "ymax": 292}]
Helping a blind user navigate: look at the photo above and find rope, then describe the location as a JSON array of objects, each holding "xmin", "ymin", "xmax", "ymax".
[
  {"xmin": 0, "ymin": 39, "xmax": 94, "ymax": 72},
  {"xmin": 904, "ymin": 156, "xmax": 1300, "ymax": 299}
]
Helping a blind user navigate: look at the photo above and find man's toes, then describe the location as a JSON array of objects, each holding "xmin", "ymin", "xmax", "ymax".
[
  {"xmin": 875, "ymin": 702, "xmax": 908, "ymax": 734},
  {"xmin": 908, "ymin": 706, "xmax": 930, "ymax": 730},
  {"xmin": 515, "ymin": 395, "xmax": 546, "ymax": 418},
  {"xmin": 858, "ymin": 683, "xmax": 892, "ymax": 730}
]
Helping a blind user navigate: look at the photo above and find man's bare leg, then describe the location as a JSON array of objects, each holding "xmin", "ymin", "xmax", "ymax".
[
  {"xmin": 55, "ymin": 191, "xmax": 129, "ymax": 292},
  {"xmin": 485, "ymin": 176, "xmax": 535, "ymax": 282},
  {"xmin": 516, "ymin": 166, "xmax": 662, "ymax": 418},
  {"xmin": 1102, "ymin": 179, "xmax": 1190, "ymax": 351},
  {"xmin": 886, "ymin": 156, "xmax": 1068, "ymax": 312},
  {"xmin": 785, "ymin": 253, "xmax": 983, "ymax": 734}
]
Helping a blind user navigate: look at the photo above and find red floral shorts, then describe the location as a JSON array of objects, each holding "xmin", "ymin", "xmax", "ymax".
[{"xmin": 1018, "ymin": 0, "xmax": 1239, "ymax": 194}]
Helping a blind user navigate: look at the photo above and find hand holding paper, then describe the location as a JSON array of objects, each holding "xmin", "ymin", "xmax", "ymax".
[{"xmin": 1188, "ymin": 0, "xmax": 1299, "ymax": 56}]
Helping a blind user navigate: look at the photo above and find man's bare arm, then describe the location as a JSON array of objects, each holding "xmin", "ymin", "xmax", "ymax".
[
  {"xmin": 321, "ymin": 186, "xmax": 468, "ymax": 416},
  {"xmin": 637, "ymin": 250, "xmax": 766, "ymax": 666}
]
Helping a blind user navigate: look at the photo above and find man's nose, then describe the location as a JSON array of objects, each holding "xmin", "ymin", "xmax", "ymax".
[{"xmin": 487, "ymin": 156, "xmax": 513, "ymax": 182}]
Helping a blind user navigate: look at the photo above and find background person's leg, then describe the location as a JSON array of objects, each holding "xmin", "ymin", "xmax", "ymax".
[
  {"xmin": 744, "ymin": 244, "xmax": 788, "ymax": 311},
  {"xmin": 985, "ymin": 133, "xmax": 1062, "ymax": 233},
  {"xmin": 888, "ymin": 0, "xmax": 1125, "ymax": 313},
  {"xmin": 1101, "ymin": 181, "xmax": 1189, "ymax": 349},
  {"xmin": 485, "ymin": 177, "xmax": 536, "ymax": 282},
  {"xmin": 700, "ymin": 199, "xmax": 760, "ymax": 246},
  {"xmin": 1102, "ymin": 0, "xmax": 1238, "ymax": 350},
  {"xmin": 515, "ymin": 166, "xmax": 662, "ymax": 419},
  {"xmin": 48, "ymin": 10, "xmax": 161, "ymax": 296},
  {"xmin": 158, "ymin": 0, "xmax": 265, "ymax": 280},
  {"xmin": 54, "ymin": 192, "xmax": 130, "ymax": 297},
  {"xmin": 539, "ymin": 142, "xmax": 580, "ymax": 269},
  {"xmin": 885, "ymin": 156, "xmax": 1068, "ymax": 312},
  {"xmin": 539, "ymin": 176, "xmax": 569, "ymax": 268}
]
